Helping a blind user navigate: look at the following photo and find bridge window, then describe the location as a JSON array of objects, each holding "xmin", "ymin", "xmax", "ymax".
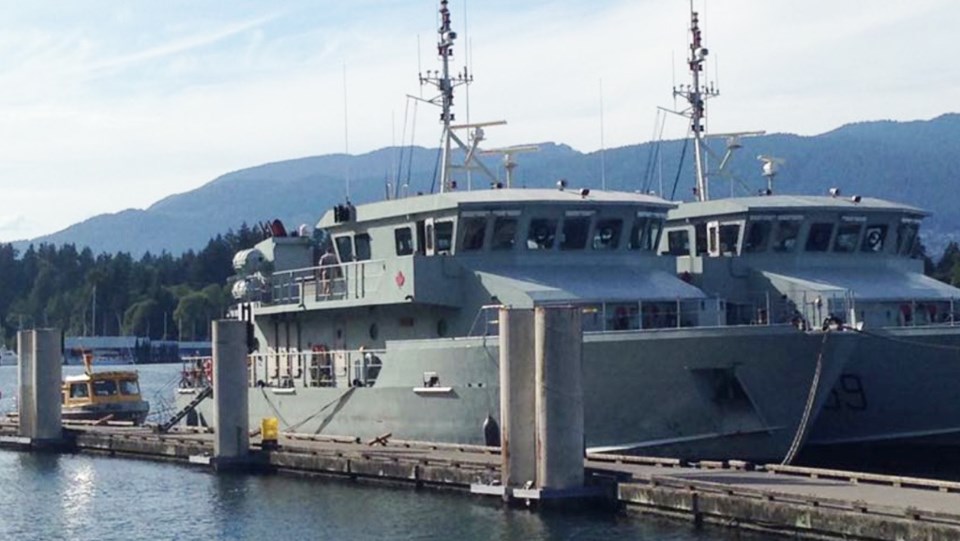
[
  {"xmin": 719, "ymin": 224, "xmax": 741, "ymax": 256},
  {"xmin": 435, "ymin": 221, "xmax": 454, "ymax": 254},
  {"xmin": 460, "ymin": 217, "xmax": 487, "ymax": 251},
  {"xmin": 698, "ymin": 224, "xmax": 710, "ymax": 255},
  {"xmin": 805, "ymin": 223, "xmax": 834, "ymax": 252},
  {"xmin": 665, "ymin": 229, "xmax": 690, "ymax": 256},
  {"xmin": 355, "ymin": 233, "xmax": 372, "ymax": 261},
  {"xmin": 772, "ymin": 220, "xmax": 801, "ymax": 252},
  {"xmin": 744, "ymin": 220, "xmax": 772, "ymax": 253},
  {"xmin": 526, "ymin": 218, "xmax": 557, "ymax": 250},
  {"xmin": 629, "ymin": 217, "xmax": 663, "ymax": 252},
  {"xmin": 861, "ymin": 224, "xmax": 887, "ymax": 253},
  {"xmin": 896, "ymin": 221, "xmax": 920, "ymax": 256},
  {"xmin": 833, "ymin": 223, "xmax": 862, "ymax": 253},
  {"xmin": 592, "ymin": 219, "xmax": 623, "ymax": 250},
  {"xmin": 560, "ymin": 216, "xmax": 591, "ymax": 250},
  {"xmin": 335, "ymin": 235, "xmax": 354, "ymax": 261},
  {"xmin": 491, "ymin": 217, "xmax": 518, "ymax": 250},
  {"xmin": 395, "ymin": 227, "xmax": 414, "ymax": 256}
]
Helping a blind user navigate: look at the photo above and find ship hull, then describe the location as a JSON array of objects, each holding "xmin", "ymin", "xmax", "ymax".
[
  {"xmin": 807, "ymin": 325, "xmax": 960, "ymax": 448},
  {"xmin": 179, "ymin": 326, "xmax": 853, "ymax": 461}
]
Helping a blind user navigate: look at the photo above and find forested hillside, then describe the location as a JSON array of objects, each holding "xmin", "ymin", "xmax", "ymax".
[{"xmin": 0, "ymin": 225, "xmax": 266, "ymax": 346}]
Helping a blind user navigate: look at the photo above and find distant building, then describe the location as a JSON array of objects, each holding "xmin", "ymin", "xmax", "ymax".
[{"xmin": 63, "ymin": 336, "xmax": 212, "ymax": 365}]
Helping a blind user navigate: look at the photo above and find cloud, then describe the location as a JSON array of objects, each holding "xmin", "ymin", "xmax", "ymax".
[{"xmin": 78, "ymin": 11, "xmax": 285, "ymax": 77}]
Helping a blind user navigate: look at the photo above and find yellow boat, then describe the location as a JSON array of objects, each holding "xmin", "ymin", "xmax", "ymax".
[{"xmin": 61, "ymin": 353, "xmax": 149, "ymax": 425}]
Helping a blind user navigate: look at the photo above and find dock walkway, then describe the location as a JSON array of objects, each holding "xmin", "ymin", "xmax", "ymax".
[{"xmin": 2, "ymin": 423, "xmax": 960, "ymax": 540}]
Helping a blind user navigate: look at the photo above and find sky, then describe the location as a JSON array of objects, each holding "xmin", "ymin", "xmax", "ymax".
[{"xmin": 0, "ymin": 0, "xmax": 956, "ymax": 241}]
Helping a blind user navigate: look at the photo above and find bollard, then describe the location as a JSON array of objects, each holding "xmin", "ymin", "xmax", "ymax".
[
  {"xmin": 499, "ymin": 308, "xmax": 536, "ymax": 500},
  {"xmin": 534, "ymin": 306, "xmax": 584, "ymax": 490},
  {"xmin": 17, "ymin": 329, "xmax": 63, "ymax": 442},
  {"xmin": 212, "ymin": 320, "xmax": 250, "ymax": 460}
]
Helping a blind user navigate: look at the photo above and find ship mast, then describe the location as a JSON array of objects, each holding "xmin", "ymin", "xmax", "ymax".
[
  {"xmin": 420, "ymin": 0, "xmax": 470, "ymax": 193},
  {"xmin": 673, "ymin": 3, "xmax": 719, "ymax": 202}
]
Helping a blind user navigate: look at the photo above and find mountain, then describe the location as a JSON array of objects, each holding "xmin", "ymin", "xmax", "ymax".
[{"xmin": 13, "ymin": 113, "xmax": 960, "ymax": 257}]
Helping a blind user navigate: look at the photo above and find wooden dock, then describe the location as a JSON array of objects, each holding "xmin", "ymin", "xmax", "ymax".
[{"xmin": 2, "ymin": 422, "xmax": 960, "ymax": 541}]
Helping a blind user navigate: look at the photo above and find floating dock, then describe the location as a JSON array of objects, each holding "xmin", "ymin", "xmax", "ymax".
[{"xmin": 2, "ymin": 422, "xmax": 959, "ymax": 541}]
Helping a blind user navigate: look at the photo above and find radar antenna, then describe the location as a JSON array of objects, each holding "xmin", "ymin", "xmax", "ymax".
[{"xmin": 479, "ymin": 145, "xmax": 540, "ymax": 188}]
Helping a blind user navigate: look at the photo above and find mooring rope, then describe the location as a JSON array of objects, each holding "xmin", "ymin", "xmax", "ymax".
[
  {"xmin": 780, "ymin": 331, "xmax": 829, "ymax": 465},
  {"xmin": 258, "ymin": 385, "xmax": 357, "ymax": 434}
]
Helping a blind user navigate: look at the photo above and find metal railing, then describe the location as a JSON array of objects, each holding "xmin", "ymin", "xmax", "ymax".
[
  {"xmin": 265, "ymin": 259, "xmax": 388, "ymax": 306},
  {"xmin": 249, "ymin": 348, "xmax": 386, "ymax": 389},
  {"xmin": 730, "ymin": 289, "xmax": 960, "ymax": 329}
]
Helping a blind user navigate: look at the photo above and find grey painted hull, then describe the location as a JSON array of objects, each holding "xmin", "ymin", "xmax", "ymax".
[
  {"xmin": 808, "ymin": 325, "xmax": 960, "ymax": 447},
  {"xmin": 180, "ymin": 326, "xmax": 854, "ymax": 461}
]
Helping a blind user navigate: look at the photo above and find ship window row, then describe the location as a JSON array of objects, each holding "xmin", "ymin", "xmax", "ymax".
[
  {"xmin": 455, "ymin": 212, "xmax": 662, "ymax": 254},
  {"xmin": 664, "ymin": 215, "xmax": 919, "ymax": 257},
  {"xmin": 381, "ymin": 213, "xmax": 661, "ymax": 256},
  {"xmin": 336, "ymin": 211, "xmax": 664, "ymax": 260}
]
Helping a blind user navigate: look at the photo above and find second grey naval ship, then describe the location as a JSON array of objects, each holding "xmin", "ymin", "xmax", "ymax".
[{"xmin": 659, "ymin": 6, "xmax": 960, "ymax": 450}]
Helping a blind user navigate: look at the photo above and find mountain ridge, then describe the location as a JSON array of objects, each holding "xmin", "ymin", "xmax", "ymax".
[{"xmin": 12, "ymin": 113, "xmax": 960, "ymax": 256}]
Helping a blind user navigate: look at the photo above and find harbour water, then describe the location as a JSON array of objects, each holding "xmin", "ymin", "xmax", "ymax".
[{"xmin": 0, "ymin": 364, "xmax": 772, "ymax": 540}]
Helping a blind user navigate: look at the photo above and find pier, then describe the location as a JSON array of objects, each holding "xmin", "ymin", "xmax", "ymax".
[{"xmin": 2, "ymin": 423, "xmax": 960, "ymax": 540}]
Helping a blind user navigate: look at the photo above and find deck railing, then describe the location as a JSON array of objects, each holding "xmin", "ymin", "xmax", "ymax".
[{"xmin": 263, "ymin": 259, "xmax": 387, "ymax": 306}]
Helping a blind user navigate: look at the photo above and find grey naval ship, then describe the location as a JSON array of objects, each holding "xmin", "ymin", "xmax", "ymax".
[
  {"xmin": 660, "ymin": 8, "xmax": 960, "ymax": 449},
  {"xmin": 176, "ymin": 1, "xmax": 855, "ymax": 461}
]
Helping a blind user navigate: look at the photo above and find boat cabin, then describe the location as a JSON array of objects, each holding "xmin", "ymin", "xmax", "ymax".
[
  {"xmin": 62, "ymin": 369, "xmax": 149, "ymax": 424},
  {"xmin": 664, "ymin": 194, "xmax": 960, "ymax": 329}
]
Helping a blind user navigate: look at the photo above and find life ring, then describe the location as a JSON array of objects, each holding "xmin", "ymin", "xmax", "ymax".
[{"xmin": 203, "ymin": 359, "xmax": 213, "ymax": 380}]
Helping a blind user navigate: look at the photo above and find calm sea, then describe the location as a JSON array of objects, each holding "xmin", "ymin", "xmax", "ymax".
[{"xmin": 0, "ymin": 364, "xmax": 781, "ymax": 540}]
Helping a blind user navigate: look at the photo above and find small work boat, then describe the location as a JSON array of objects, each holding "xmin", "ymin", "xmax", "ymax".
[{"xmin": 61, "ymin": 353, "xmax": 150, "ymax": 425}]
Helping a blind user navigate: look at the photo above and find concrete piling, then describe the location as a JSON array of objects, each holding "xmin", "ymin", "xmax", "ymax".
[
  {"xmin": 17, "ymin": 329, "xmax": 63, "ymax": 443},
  {"xmin": 212, "ymin": 320, "xmax": 250, "ymax": 462},
  {"xmin": 498, "ymin": 307, "xmax": 536, "ymax": 500},
  {"xmin": 534, "ymin": 306, "xmax": 584, "ymax": 491},
  {"xmin": 488, "ymin": 306, "xmax": 587, "ymax": 502}
]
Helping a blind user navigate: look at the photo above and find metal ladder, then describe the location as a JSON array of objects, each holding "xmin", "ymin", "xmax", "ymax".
[{"xmin": 158, "ymin": 386, "xmax": 213, "ymax": 433}]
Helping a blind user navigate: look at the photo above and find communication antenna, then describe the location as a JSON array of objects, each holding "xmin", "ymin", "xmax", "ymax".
[
  {"xmin": 599, "ymin": 77, "xmax": 607, "ymax": 190},
  {"xmin": 342, "ymin": 63, "xmax": 351, "ymax": 199},
  {"xmin": 757, "ymin": 155, "xmax": 786, "ymax": 195}
]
